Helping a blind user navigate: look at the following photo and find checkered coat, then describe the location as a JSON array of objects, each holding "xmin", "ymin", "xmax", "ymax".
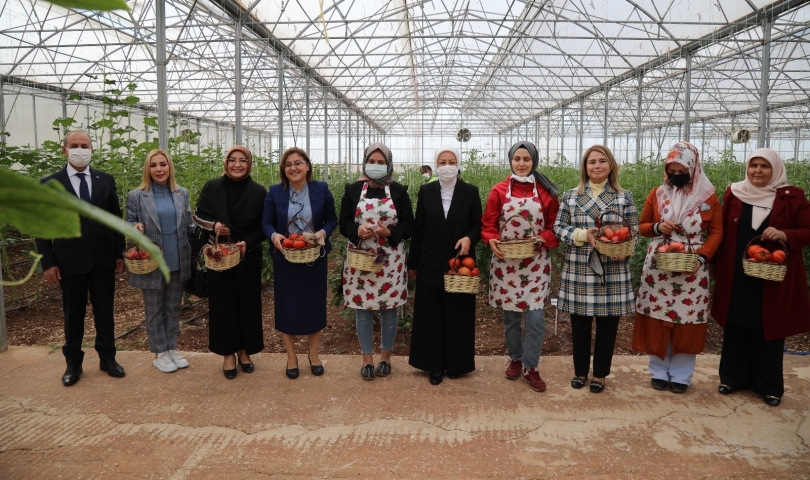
[{"xmin": 553, "ymin": 183, "xmax": 638, "ymax": 316}]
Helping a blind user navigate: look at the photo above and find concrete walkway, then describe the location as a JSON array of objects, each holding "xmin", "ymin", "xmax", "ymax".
[{"xmin": 1, "ymin": 347, "xmax": 808, "ymax": 479}]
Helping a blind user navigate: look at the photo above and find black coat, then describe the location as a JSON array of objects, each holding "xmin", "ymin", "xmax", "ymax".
[
  {"xmin": 35, "ymin": 166, "xmax": 125, "ymax": 276},
  {"xmin": 407, "ymin": 179, "xmax": 482, "ymax": 289},
  {"xmin": 339, "ymin": 181, "xmax": 414, "ymax": 248}
]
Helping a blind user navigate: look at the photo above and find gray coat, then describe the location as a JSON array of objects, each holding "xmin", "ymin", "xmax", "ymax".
[{"xmin": 125, "ymin": 186, "xmax": 193, "ymax": 289}]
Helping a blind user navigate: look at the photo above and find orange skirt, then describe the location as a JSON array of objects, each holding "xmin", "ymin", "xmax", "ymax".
[{"xmin": 632, "ymin": 313, "xmax": 707, "ymax": 360}]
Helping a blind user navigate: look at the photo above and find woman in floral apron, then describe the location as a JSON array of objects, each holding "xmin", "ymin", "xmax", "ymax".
[
  {"xmin": 339, "ymin": 143, "xmax": 414, "ymax": 380},
  {"xmin": 482, "ymin": 141, "xmax": 559, "ymax": 392},
  {"xmin": 632, "ymin": 142, "xmax": 722, "ymax": 394}
]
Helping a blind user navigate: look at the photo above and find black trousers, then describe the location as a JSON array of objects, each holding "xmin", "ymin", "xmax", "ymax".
[
  {"xmin": 408, "ymin": 284, "xmax": 476, "ymax": 375},
  {"xmin": 570, "ymin": 314, "xmax": 620, "ymax": 378},
  {"xmin": 207, "ymin": 257, "xmax": 264, "ymax": 356},
  {"xmin": 60, "ymin": 269, "xmax": 117, "ymax": 366},
  {"xmin": 719, "ymin": 322, "xmax": 785, "ymax": 397}
]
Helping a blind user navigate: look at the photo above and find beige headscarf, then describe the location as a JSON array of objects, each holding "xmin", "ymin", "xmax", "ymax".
[{"xmin": 730, "ymin": 148, "xmax": 788, "ymax": 229}]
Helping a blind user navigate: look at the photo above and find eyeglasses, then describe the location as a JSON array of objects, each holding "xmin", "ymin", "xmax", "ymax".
[
  {"xmin": 226, "ymin": 157, "xmax": 250, "ymax": 164},
  {"xmin": 284, "ymin": 161, "xmax": 306, "ymax": 169}
]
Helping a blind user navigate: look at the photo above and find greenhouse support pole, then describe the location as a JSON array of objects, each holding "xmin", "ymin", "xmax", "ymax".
[
  {"xmin": 795, "ymin": 128, "xmax": 800, "ymax": 161},
  {"xmin": 758, "ymin": 17, "xmax": 771, "ymax": 148},
  {"xmin": 546, "ymin": 114, "xmax": 550, "ymax": 163},
  {"xmin": 305, "ymin": 80, "xmax": 310, "ymax": 152},
  {"xmin": 337, "ymin": 103, "xmax": 342, "ymax": 170},
  {"xmin": 578, "ymin": 104, "xmax": 584, "ymax": 158},
  {"xmin": 0, "ymin": 78, "xmax": 6, "ymax": 153},
  {"xmin": 684, "ymin": 53, "xmax": 692, "ymax": 142},
  {"xmin": 324, "ymin": 97, "xmax": 329, "ymax": 180},
  {"xmin": 560, "ymin": 109, "xmax": 565, "ymax": 162},
  {"xmin": 234, "ymin": 17, "xmax": 242, "ymax": 145},
  {"xmin": 348, "ymin": 111, "xmax": 352, "ymax": 170},
  {"xmin": 603, "ymin": 89, "xmax": 609, "ymax": 145},
  {"xmin": 278, "ymin": 51, "xmax": 284, "ymax": 152},
  {"xmin": 636, "ymin": 75, "xmax": 643, "ymax": 162},
  {"xmin": 32, "ymin": 95, "xmax": 38, "ymax": 148},
  {"xmin": 61, "ymin": 93, "xmax": 68, "ymax": 137},
  {"xmin": 156, "ymin": 0, "xmax": 168, "ymax": 150}
]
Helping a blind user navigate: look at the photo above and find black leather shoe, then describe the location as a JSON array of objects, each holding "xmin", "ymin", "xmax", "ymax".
[
  {"xmin": 670, "ymin": 382, "xmax": 688, "ymax": 394},
  {"xmin": 238, "ymin": 359, "xmax": 254, "ymax": 373},
  {"xmin": 308, "ymin": 355, "xmax": 324, "ymax": 376},
  {"xmin": 286, "ymin": 358, "xmax": 299, "ymax": 380},
  {"xmin": 718, "ymin": 384, "xmax": 733, "ymax": 395},
  {"xmin": 446, "ymin": 372, "xmax": 461, "ymax": 379},
  {"xmin": 361, "ymin": 364, "xmax": 375, "ymax": 381},
  {"xmin": 589, "ymin": 380, "xmax": 604, "ymax": 393},
  {"xmin": 223, "ymin": 368, "xmax": 237, "ymax": 379},
  {"xmin": 429, "ymin": 371, "xmax": 444, "ymax": 385},
  {"xmin": 651, "ymin": 378, "xmax": 669, "ymax": 391},
  {"xmin": 571, "ymin": 376, "xmax": 586, "ymax": 389},
  {"xmin": 375, "ymin": 360, "xmax": 391, "ymax": 377},
  {"xmin": 62, "ymin": 365, "xmax": 82, "ymax": 386},
  {"xmin": 764, "ymin": 395, "xmax": 781, "ymax": 407},
  {"xmin": 99, "ymin": 360, "xmax": 125, "ymax": 378}
]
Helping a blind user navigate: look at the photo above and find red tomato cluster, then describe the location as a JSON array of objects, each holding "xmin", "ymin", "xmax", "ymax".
[
  {"xmin": 747, "ymin": 245, "xmax": 786, "ymax": 264},
  {"xmin": 126, "ymin": 249, "xmax": 151, "ymax": 260},
  {"xmin": 282, "ymin": 233, "xmax": 308, "ymax": 249},
  {"xmin": 657, "ymin": 242, "xmax": 685, "ymax": 253},
  {"xmin": 599, "ymin": 226, "xmax": 630, "ymax": 244},
  {"xmin": 448, "ymin": 256, "xmax": 480, "ymax": 276}
]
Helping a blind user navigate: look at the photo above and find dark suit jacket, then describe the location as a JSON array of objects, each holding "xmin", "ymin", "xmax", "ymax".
[
  {"xmin": 338, "ymin": 181, "xmax": 414, "ymax": 248},
  {"xmin": 407, "ymin": 179, "xmax": 482, "ymax": 288},
  {"xmin": 261, "ymin": 180, "xmax": 338, "ymax": 262},
  {"xmin": 35, "ymin": 166, "xmax": 126, "ymax": 276}
]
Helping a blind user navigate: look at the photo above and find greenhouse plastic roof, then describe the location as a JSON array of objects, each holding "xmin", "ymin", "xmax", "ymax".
[{"xmin": 1, "ymin": 0, "xmax": 810, "ymax": 138}]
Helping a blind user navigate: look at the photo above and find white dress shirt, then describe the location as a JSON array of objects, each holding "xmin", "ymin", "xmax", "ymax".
[{"xmin": 66, "ymin": 162, "xmax": 92, "ymax": 199}]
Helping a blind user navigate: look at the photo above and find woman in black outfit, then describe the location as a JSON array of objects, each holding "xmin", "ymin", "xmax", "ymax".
[
  {"xmin": 193, "ymin": 146, "xmax": 267, "ymax": 379},
  {"xmin": 407, "ymin": 147, "xmax": 482, "ymax": 385}
]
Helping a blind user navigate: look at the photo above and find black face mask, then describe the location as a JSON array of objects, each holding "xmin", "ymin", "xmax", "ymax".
[{"xmin": 667, "ymin": 172, "xmax": 691, "ymax": 188}]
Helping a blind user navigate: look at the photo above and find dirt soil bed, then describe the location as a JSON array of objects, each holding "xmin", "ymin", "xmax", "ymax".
[{"xmin": 4, "ymin": 239, "xmax": 809, "ymax": 358}]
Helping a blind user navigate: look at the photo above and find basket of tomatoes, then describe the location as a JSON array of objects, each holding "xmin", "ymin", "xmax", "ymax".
[
  {"xmin": 347, "ymin": 238, "xmax": 385, "ymax": 273},
  {"xmin": 281, "ymin": 218, "xmax": 322, "ymax": 264},
  {"xmin": 202, "ymin": 236, "xmax": 240, "ymax": 271},
  {"xmin": 593, "ymin": 211, "xmax": 635, "ymax": 258},
  {"xmin": 742, "ymin": 236, "xmax": 787, "ymax": 281},
  {"xmin": 123, "ymin": 244, "xmax": 161, "ymax": 275},
  {"xmin": 654, "ymin": 236, "xmax": 699, "ymax": 272},
  {"xmin": 498, "ymin": 214, "xmax": 540, "ymax": 259},
  {"xmin": 443, "ymin": 255, "xmax": 481, "ymax": 294}
]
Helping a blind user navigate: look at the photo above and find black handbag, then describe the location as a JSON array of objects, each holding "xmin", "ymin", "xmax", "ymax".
[{"xmin": 183, "ymin": 254, "xmax": 208, "ymax": 298}]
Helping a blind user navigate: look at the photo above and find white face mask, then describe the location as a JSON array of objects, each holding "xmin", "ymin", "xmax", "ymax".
[
  {"xmin": 436, "ymin": 165, "xmax": 458, "ymax": 182},
  {"xmin": 364, "ymin": 163, "xmax": 388, "ymax": 181},
  {"xmin": 422, "ymin": 173, "xmax": 431, "ymax": 180},
  {"xmin": 67, "ymin": 148, "xmax": 92, "ymax": 168}
]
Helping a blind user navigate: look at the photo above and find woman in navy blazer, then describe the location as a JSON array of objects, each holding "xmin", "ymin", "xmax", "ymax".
[{"xmin": 262, "ymin": 147, "xmax": 338, "ymax": 379}]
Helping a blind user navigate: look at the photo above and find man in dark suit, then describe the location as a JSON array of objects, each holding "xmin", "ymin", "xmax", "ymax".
[{"xmin": 35, "ymin": 130, "xmax": 127, "ymax": 386}]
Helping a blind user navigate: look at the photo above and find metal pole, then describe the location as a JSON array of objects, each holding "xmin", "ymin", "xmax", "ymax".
[
  {"xmin": 758, "ymin": 17, "xmax": 771, "ymax": 148},
  {"xmin": 0, "ymin": 78, "xmax": 6, "ymax": 153},
  {"xmin": 61, "ymin": 93, "xmax": 68, "ymax": 137},
  {"xmin": 560, "ymin": 108, "xmax": 565, "ymax": 162},
  {"xmin": 278, "ymin": 51, "xmax": 284, "ymax": 153},
  {"xmin": 795, "ymin": 127, "xmax": 800, "ymax": 161},
  {"xmin": 338, "ymin": 102, "xmax": 342, "ymax": 171},
  {"xmin": 324, "ymin": 96, "xmax": 329, "ymax": 180},
  {"xmin": 578, "ymin": 103, "xmax": 584, "ymax": 158},
  {"xmin": 32, "ymin": 95, "xmax": 38, "ymax": 148},
  {"xmin": 156, "ymin": 0, "xmax": 168, "ymax": 150},
  {"xmin": 348, "ymin": 111, "xmax": 352, "ymax": 171},
  {"xmin": 305, "ymin": 79, "xmax": 310, "ymax": 152},
  {"xmin": 701, "ymin": 121, "xmax": 706, "ymax": 161},
  {"xmin": 684, "ymin": 53, "xmax": 692, "ymax": 142},
  {"xmin": 636, "ymin": 75, "xmax": 643, "ymax": 162},
  {"xmin": 235, "ymin": 17, "xmax": 242, "ymax": 145},
  {"xmin": 603, "ymin": 88, "xmax": 609, "ymax": 145},
  {"xmin": 546, "ymin": 114, "xmax": 550, "ymax": 163}
]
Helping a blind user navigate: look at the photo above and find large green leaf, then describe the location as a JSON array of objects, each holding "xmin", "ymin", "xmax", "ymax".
[
  {"xmin": 47, "ymin": 0, "xmax": 129, "ymax": 11},
  {"xmin": 0, "ymin": 169, "xmax": 169, "ymax": 280}
]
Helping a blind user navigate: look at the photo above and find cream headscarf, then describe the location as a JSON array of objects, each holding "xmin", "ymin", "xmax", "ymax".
[
  {"xmin": 730, "ymin": 148, "xmax": 788, "ymax": 230},
  {"xmin": 656, "ymin": 141, "xmax": 715, "ymax": 224}
]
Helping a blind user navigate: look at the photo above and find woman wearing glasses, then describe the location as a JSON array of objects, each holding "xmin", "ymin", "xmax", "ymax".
[
  {"xmin": 193, "ymin": 146, "xmax": 268, "ymax": 379},
  {"xmin": 262, "ymin": 147, "xmax": 338, "ymax": 379}
]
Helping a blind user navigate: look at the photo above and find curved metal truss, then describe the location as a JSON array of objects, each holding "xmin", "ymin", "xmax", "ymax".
[{"xmin": 1, "ymin": 0, "xmax": 809, "ymax": 160}]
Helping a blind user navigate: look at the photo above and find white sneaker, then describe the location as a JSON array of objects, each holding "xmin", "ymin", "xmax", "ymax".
[
  {"xmin": 153, "ymin": 352, "xmax": 178, "ymax": 373},
  {"xmin": 168, "ymin": 350, "xmax": 189, "ymax": 369}
]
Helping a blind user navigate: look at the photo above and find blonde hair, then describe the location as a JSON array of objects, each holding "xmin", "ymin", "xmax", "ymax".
[
  {"xmin": 222, "ymin": 145, "xmax": 253, "ymax": 178},
  {"xmin": 577, "ymin": 145, "xmax": 622, "ymax": 194},
  {"xmin": 138, "ymin": 149, "xmax": 178, "ymax": 191}
]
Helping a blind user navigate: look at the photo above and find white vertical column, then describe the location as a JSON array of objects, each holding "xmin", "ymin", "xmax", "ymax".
[
  {"xmin": 684, "ymin": 53, "xmax": 692, "ymax": 142},
  {"xmin": 758, "ymin": 17, "xmax": 772, "ymax": 148},
  {"xmin": 156, "ymin": 0, "xmax": 168, "ymax": 149}
]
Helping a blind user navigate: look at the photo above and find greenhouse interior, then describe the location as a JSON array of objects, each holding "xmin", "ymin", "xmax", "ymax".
[{"xmin": 1, "ymin": 0, "xmax": 809, "ymax": 171}]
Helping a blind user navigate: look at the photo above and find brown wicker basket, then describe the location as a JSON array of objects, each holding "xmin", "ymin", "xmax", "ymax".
[
  {"xmin": 203, "ymin": 236, "xmax": 241, "ymax": 271},
  {"xmin": 593, "ymin": 210, "xmax": 636, "ymax": 258},
  {"xmin": 443, "ymin": 255, "xmax": 480, "ymax": 294},
  {"xmin": 654, "ymin": 235, "xmax": 699, "ymax": 272},
  {"xmin": 347, "ymin": 239, "xmax": 384, "ymax": 273},
  {"xmin": 123, "ymin": 244, "xmax": 161, "ymax": 275},
  {"xmin": 498, "ymin": 214, "xmax": 539, "ymax": 259},
  {"xmin": 282, "ymin": 217, "xmax": 323, "ymax": 264},
  {"xmin": 742, "ymin": 236, "xmax": 788, "ymax": 281}
]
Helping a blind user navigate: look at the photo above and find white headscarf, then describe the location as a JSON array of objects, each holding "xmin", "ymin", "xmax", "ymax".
[
  {"xmin": 730, "ymin": 148, "xmax": 788, "ymax": 230},
  {"xmin": 434, "ymin": 147, "xmax": 460, "ymax": 218},
  {"xmin": 655, "ymin": 141, "xmax": 715, "ymax": 224}
]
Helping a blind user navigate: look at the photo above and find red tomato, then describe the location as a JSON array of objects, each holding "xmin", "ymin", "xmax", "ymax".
[
  {"xmin": 754, "ymin": 248, "xmax": 771, "ymax": 262},
  {"xmin": 599, "ymin": 236, "xmax": 610, "ymax": 243},
  {"xmin": 603, "ymin": 227, "xmax": 615, "ymax": 239},
  {"xmin": 657, "ymin": 245, "xmax": 671, "ymax": 253},
  {"xmin": 470, "ymin": 267, "xmax": 480, "ymax": 276},
  {"xmin": 282, "ymin": 238, "xmax": 294, "ymax": 248},
  {"xmin": 448, "ymin": 258, "xmax": 461, "ymax": 269},
  {"xmin": 293, "ymin": 240, "xmax": 306, "ymax": 249},
  {"xmin": 127, "ymin": 250, "xmax": 140, "ymax": 260},
  {"xmin": 747, "ymin": 245, "xmax": 763, "ymax": 258},
  {"xmin": 461, "ymin": 257, "xmax": 476, "ymax": 269},
  {"xmin": 669, "ymin": 242, "xmax": 684, "ymax": 252},
  {"xmin": 457, "ymin": 266, "xmax": 471, "ymax": 276},
  {"xmin": 771, "ymin": 250, "xmax": 786, "ymax": 263}
]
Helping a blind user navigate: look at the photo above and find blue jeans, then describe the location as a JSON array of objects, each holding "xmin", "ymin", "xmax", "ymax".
[
  {"xmin": 503, "ymin": 309, "xmax": 546, "ymax": 369},
  {"xmin": 355, "ymin": 308, "xmax": 398, "ymax": 354},
  {"xmin": 649, "ymin": 341, "xmax": 697, "ymax": 385}
]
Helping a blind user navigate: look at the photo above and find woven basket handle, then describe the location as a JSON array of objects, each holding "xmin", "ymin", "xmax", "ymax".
[
  {"xmin": 498, "ymin": 214, "xmax": 539, "ymax": 242},
  {"xmin": 286, "ymin": 216, "xmax": 315, "ymax": 237},
  {"xmin": 745, "ymin": 235, "xmax": 789, "ymax": 260},
  {"xmin": 597, "ymin": 210, "xmax": 634, "ymax": 239}
]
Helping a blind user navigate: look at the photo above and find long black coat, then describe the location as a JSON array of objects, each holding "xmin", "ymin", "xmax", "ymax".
[{"xmin": 407, "ymin": 179, "xmax": 482, "ymax": 288}]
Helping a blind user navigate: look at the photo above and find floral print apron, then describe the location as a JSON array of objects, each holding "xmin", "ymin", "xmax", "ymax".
[
  {"xmin": 342, "ymin": 183, "xmax": 408, "ymax": 310},
  {"xmin": 636, "ymin": 208, "xmax": 710, "ymax": 324},
  {"xmin": 488, "ymin": 180, "xmax": 552, "ymax": 312}
]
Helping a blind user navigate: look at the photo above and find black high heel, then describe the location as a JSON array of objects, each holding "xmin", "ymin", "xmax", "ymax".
[
  {"xmin": 308, "ymin": 354, "xmax": 324, "ymax": 376},
  {"xmin": 286, "ymin": 357, "xmax": 299, "ymax": 380},
  {"xmin": 223, "ymin": 354, "xmax": 237, "ymax": 380},
  {"xmin": 238, "ymin": 356, "xmax": 254, "ymax": 373}
]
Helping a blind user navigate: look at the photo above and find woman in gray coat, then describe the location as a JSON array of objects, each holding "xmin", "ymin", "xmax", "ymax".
[{"xmin": 126, "ymin": 149, "xmax": 193, "ymax": 373}]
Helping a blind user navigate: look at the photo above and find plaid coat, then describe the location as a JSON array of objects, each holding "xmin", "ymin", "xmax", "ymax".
[{"xmin": 553, "ymin": 183, "xmax": 638, "ymax": 316}]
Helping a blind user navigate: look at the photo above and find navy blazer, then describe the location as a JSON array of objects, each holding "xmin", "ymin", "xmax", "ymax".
[{"xmin": 262, "ymin": 180, "xmax": 338, "ymax": 261}]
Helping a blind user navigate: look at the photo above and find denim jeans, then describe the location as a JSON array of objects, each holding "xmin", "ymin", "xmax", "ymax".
[
  {"xmin": 356, "ymin": 308, "xmax": 398, "ymax": 354},
  {"xmin": 503, "ymin": 309, "xmax": 546, "ymax": 369}
]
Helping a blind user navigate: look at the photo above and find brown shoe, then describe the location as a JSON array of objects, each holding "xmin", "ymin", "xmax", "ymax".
[
  {"xmin": 505, "ymin": 360, "xmax": 522, "ymax": 380},
  {"xmin": 523, "ymin": 368, "xmax": 546, "ymax": 392}
]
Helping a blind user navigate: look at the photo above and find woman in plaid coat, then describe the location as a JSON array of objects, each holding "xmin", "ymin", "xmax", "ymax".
[{"xmin": 553, "ymin": 145, "xmax": 638, "ymax": 393}]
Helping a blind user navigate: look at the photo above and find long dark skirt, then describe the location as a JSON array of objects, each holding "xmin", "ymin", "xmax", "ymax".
[
  {"xmin": 719, "ymin": 322, "xmax": 785, "ymax": 397},
  {"xmin": 207, "ymin": 254, "xmax": 264, "ymax": 356},
  {"xmin": 408, "ymin": 283, "xmax": 475, "ymax": 375},
  {"xmin": 273, "ymin": 253, "xmax": 328, "ymax": 335}
]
